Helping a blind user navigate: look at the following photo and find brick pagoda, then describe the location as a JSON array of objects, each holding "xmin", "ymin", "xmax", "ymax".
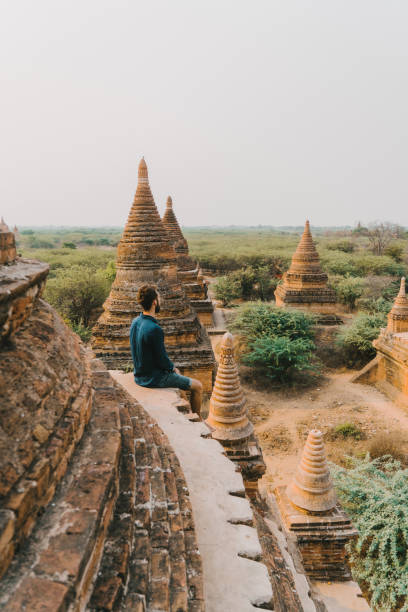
[
  {"xmin": 91, "ymin": 159, "xmax": 215, "ymax": 392},
  {"xmin": 205, "ymin": 332, "xmax": 265, "ymax": 494},
  {"xmin": 162, "ymin": 195, "xmax": 214, "ymax": 327},
  {"xmin": 275, "ymin": 220, "xmax": 338, "ymax": 320},
  {"xmin": 275, "ymin": 430, "xmax": 357, "ymax": 580},
  {"xmin": 353, "ymin": 277, "xmax": 408, "ymax": 404}
]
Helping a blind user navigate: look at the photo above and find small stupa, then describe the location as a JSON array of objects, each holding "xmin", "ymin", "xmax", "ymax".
[
  {"xmin": 0, "ymin": 217, "xmax": 9, "ymax": 232},
  {"xmin": 286, "ymin": 429, "xmax": 336, "ymax": 512},
  {"xmin": 274, "ymin": 430, "xmax": 357, "ymax": 580},
  {"xmin": 91, "ymin": 158, "xmax": 215, "ymax": 392},
  {"xmin": 275, "ymin": 221, "xmax": 338, "ymax": 320},
  {"xmin": 353, "ymin": 278, "xmax": 408, "ymax": 404},
  {"xmin": 205, "ymin": 332, "xmax": 264, "ymax": 493},
  {"xmin": 162, "ymin": 196, "xmax": 214, "ymax": 327}
]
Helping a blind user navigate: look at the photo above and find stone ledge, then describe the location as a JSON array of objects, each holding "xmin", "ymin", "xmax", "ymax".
[
  {"xmin": 0, "ymin": 258, "xmax": 49, "ymax": 342},
  {"xmin": 111, "ymin": 374, "xmax": 274, "ymax": 611}
]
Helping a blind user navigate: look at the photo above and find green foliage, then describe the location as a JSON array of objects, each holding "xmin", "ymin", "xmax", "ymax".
[
  {"xmin": 230, "ymin": 303, "xmax": 317, "ymax": 382},
  {"xmin": 213, "ymin": 275, "xmax": 241, "ymax": 306},
  {"xmin": 385, "ymin": 243, "xmax": 405, "ymax": 262},
  {"xmin": 333, "ymin": 276, "xmax": 366, "ymax": 310},
  {"xmin": 243, "ymin": 335, "xmax": 317, "ymax": 382},
  {"xmin": 326, "ymin": 239, "xmax": 355, "ymax": 253},
  {"xmin": 336, "ymin": 312, "xmax": 387, "ymax": 368},
  {"xmin": 214, "ymin": 266, "xmax": 278, "ymax": 304},
  {"xmin": 230, "ymin": 302, "xmax": 316, "ymax": 343},
  {"xmin": 329, "ymin": 422, "xmax": 364, "ymax": 440},
  {"xmin": 44, "ymin": 266, "xmax": 110, "ymax": 326},
  {"xmin": 62, "ymin": 241, "xmax": 77, "ymax": 249},
  {"xmin": 331, "ymin": 457, "xmax": 408, "ymax": 611},
  {"xmin": 358, "ymin": 296, "xmax": 393, "ymax": 315},
  {"xmin": 67, "ymin": 320, "xmax": 93, "ymax": 342}
]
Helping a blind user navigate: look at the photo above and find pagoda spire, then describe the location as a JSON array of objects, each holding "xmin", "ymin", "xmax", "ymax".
[
  {"xmin": 275, "ymin": 219, "xmax": 338, "ymax": 318},
  {"xmin": 387, "ymin": 277, "xmax": 408, "ymax": 333},
  {"xmin": 161, "ymin": 195, "xmax": 214, "ymax": 326},
  {"xmin": 286, "ymin": 429, "xmax": 336, "ymax": 512},
  {"xmin": 162, "ymin": 195, "xmax": 186, "ymax": 247},
  {"xmin": 91, "ymin": 158, "xmax": 215, "ymax": 391},
  {"xmin": 0, "ymin": 217, "xmax": 9, "ymax": 233}
]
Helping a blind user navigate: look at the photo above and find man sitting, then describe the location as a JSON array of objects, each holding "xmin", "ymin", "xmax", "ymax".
[{"xmin": 130, "ymin": 284, "xmax": 203, "ymax": 415}]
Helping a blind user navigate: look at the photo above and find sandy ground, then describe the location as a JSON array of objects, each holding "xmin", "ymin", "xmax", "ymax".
[{"xmin": 242, "ymin": 371, "xmax": 408, "ymax": 493}]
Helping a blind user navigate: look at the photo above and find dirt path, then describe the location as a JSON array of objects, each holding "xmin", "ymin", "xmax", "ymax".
[{"xmin": 244, "ymin": 371, "xmax": 408, "ymax": 494}]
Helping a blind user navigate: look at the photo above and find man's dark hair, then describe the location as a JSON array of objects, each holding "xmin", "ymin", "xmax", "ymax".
[{"xmin": 137, "ymin": 285, "xmax": 158, "ymax": 311}]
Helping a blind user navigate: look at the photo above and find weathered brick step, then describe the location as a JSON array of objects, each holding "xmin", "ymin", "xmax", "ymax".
[
  {"xmin": 0, "ymin": 368, "xmax": 122, "ymax": 612},
  {"xmin": 89, "ymin": 391, "xmax": 204, "ymax": 612}
]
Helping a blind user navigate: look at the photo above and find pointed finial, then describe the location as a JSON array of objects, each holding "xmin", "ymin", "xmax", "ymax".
[
  {"xmin": 166, "ymin": 196, "xmax": 173, "ymax": 208},
  {"xmin": 138, "ymin": 157, "xmax": 148, "ymax": 181},
  {"xmin": 221, "ymin": 331, "xmax": 234, "ymax": 349},
  {"xmin": 399, "ymin": 277, "xmax": 406, "ymax": 297}
]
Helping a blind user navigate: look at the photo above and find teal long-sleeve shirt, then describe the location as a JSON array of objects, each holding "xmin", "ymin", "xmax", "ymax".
[{"xmin": 129, "ymin": 313, "xmax": 174, "ymax": 387}]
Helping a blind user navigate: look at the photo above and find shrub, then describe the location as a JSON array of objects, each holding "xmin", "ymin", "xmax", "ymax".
[
  {"xmin": 336, "ymin": 312, "xmax": 386, "ymax": 368},
  {"xmin": 243, "ymin": 335, "xmax": 317, "ymax": 382},
  {"xmin": 62, "ymin": 242, "xmax": 77, "ymax": 249},
  {"xmin": 334, "ymin": 276, "xmax": 365, "ymax": 310},
  {"xmin": 358, "ymin": 296, "xmax": 393, "ymax": 315},
  {"xmin": 331, "ymin": 457, "xmax": 408, "ymax": 611},
  {"xmin": 44, "ymin": 265, "xmax": 110, "ymax": 326},
  {"xmin": 328, "ymin": 422, "xmax": 365, "ymax": 440},
  {"xmin": 230, "ymin": 303, "xmax": 318, "ymax": 383},
  {"xmin": 368, "ymin": 433, "xmax": 407, "ymax": 464},
  {"xmin": 68, "ymin": 320, "xmax": 93, "ymax": 343},
  {"xmin": 385, "ymin": 243, "xmax": 405, "ymax": 262},
  {"xmin": 213, "ymin": 275, "xmax": 241, "ymax": 306},
  {"xmin": 230, "ymin": 302, "xmax": 316, "ymax": 343},
  {"xmin": 326, "ymin": 240, "xmax": 355, "ymax": 253}
]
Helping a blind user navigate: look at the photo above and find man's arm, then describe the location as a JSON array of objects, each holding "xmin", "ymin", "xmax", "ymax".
[{"xmin": 151, "ymin": 326, "xmax": 174, "ymax": 371}]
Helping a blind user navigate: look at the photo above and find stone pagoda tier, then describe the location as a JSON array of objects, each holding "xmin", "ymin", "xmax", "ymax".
[
  {"xmin": 275, "ymin": 430, "xmax": 357, "ymax": 580},
  {"xmin": 162, "ymin": 196, "xmax": 214, "ymax": 327},
  {"xmin": 353, "ymin": 277, "xmax": 408, "ymax": 405},
  {"xmin": 275, "ymin": 221, "xmax": 339, "ymax": 322},
  {"xmin": 91, "ymin": 158, "xmax": 215, "ymax": 392},
  {"xmin": 205, "ymin": 332, "xmax": 265, "ymax": 495}
]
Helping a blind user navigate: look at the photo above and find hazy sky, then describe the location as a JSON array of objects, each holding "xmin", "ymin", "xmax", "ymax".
[{"xmin": 1, "ymin": 1, "xmax": 407, "ymax": 228}]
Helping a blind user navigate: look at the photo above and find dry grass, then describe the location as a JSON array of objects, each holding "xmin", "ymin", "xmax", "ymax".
[
  {"xmin": 258, "ymin": 425, "xmax": 292, "ymax": 452},
  {"xmin": 368, "ymin": 432, "xmax": 407, "ymax": 464}
]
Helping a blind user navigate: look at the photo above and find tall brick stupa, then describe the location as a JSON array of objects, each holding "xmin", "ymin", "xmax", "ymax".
[
  {"xmin": 275, "ymin": 221, "xmax": 338, "ymax": 319},
  {"xmin": 91, "ymin": 159, "xmax": 215, "ymax": 392},
  {"xmin": 162, "ymin": 196, "xmax": 214, "ymax": 327}
]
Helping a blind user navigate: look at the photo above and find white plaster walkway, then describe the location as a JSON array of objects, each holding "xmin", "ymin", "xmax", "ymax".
[{"xmin": 111, "ymin": 371, "xmax": 273, "ymax": 612}]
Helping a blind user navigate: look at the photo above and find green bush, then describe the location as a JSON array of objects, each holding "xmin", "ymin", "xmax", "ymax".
[
  {"xmin": 62, "ymin": 242, "xmax": 77, "ymax": 249},
  {"xmin": 68, "ymin": 320, "xmax": 93, "ymax": 342},
  {"xmin": 358, "ymin": 296, "xmax": 393, "ymax": 315},
  {"xmin": 44, "ymin": 265, "xmax": 110, "ymax": 326},
  {"xmin": 243, "ymin": 335, "xmax": 317, "ymax": 382},
  {"xmin": 334, "ymin": 276, "xmax": 366, "ymax": 310},
  {"xmin": 385, "ymin": 243, "xmax": 405, "ymax": 262},
  {"xmin": 213, "ymin": 275, "xmax": 241, "ymax": 306},
  {"xmin": 332, "ymin": 457, "xmax": 408, "ymax": 611},
  {"xmin": 329, "ymin": 422, "xmax": 365, "ymax": 440},
  {"xmin": 230, "ymin": 302, "xmax": 316, "ymax": 343},
  {"xmin": 336, "ymin": 312, "xmax": 386, "ymax": 368},
  {"xmin": 326, "ymin": 240, "xmax": 356, "ymax": 253},
  {"xmin": 230, "ymin": 303, "xmax": 317, "ymax": 382}
]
